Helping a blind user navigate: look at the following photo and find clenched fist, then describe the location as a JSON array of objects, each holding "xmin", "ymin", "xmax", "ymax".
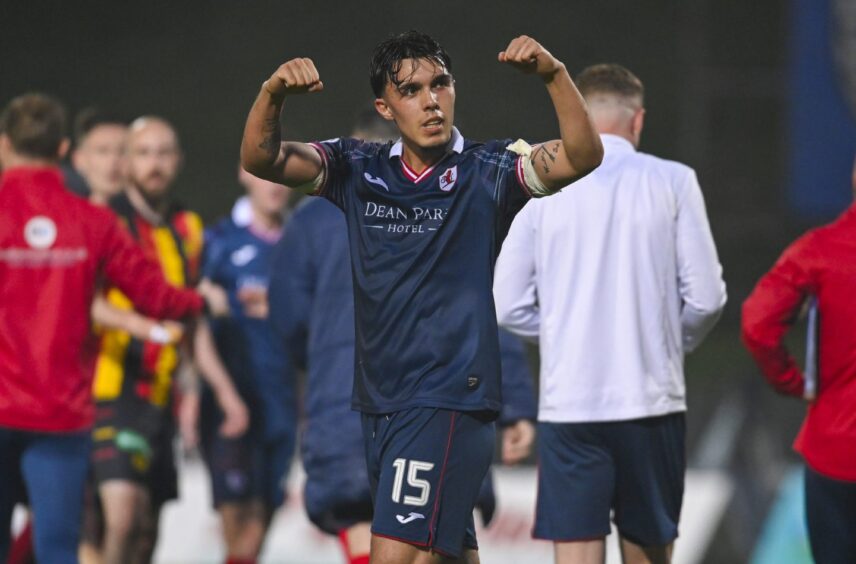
[
  {"xmin": 498, "ymin": 35, "xmax": 565, "ymax": 80},
  {"xmin": 263, "ymin": 57, "xmax": 324, "ymax": 98}
]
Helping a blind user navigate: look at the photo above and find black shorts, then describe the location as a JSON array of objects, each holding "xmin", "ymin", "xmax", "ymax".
[
  {"xmin": 91, "ymin": 399, "xmax": 177, "ymax": 507},
  {"xmin": 534, "ymin": 413, "xmax": 686, "ymax": 546}
]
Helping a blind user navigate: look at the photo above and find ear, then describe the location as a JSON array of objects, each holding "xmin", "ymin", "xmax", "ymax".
[
  {"xmin": 57, "ymin": 138, "xmax": 71, "ymax": 160},
  {"xmin": 632, "ymin": 108, "xmax": 646, "ymax": 145},
  {"xmin": 71, "ymin": 146, "xmax": 83, "ymax": 170},
  {"xmin": 374, "ymin": 98, "xmax": 394, "ymax": 121}
]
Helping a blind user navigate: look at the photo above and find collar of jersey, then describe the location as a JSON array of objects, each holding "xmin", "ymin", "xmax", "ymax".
[{"xmin": 388, "ymin": 127, "xmax": 463, "ymax": 183}]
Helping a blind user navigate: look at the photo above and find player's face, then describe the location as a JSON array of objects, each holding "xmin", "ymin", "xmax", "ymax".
[
  {"xmin": 239, "ymin": 167, "xmax": 289, "ymax": 218},
  {"xmin": 377, "ymin": 58, "xmax": 455, "ymax": 155},
  {"xmin": 126, "ymin": 122, "xmax": 181, "ymax": 200},
  {"xmin": 73, "ymin": 124, "xmax": 127, "ymax": 201}
]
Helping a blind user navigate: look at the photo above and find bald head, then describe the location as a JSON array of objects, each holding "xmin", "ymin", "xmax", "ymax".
[
  {"xmin": 126, "ymin": 116, "xmax": 182, "ymax": 201},
  {"xmin": 576, "ymin": 64, "xmax": 645, "ymax": 147}
]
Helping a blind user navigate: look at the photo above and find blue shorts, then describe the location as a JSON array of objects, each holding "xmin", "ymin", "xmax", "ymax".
[
  {"xmin": 200, "ymin": 423, "xmax": 295, "ymax": 510},
  {"xmin": 534, "ymin": 413, "xmax": 685, "ymax": 545},
  {"xmin": 362, "ymin": 408, "xmax": 495, "ymax": 558}
]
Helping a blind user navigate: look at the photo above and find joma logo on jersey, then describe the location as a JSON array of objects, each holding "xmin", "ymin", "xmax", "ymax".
[{"xmin": 439, "ymin": 165, "xmax": 457, "ymax": 191}]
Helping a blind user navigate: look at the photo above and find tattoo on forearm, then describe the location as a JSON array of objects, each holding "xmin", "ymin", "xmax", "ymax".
[{"xmin": 258, "ymin": 117, "xmax": 280, "ymax": 157}]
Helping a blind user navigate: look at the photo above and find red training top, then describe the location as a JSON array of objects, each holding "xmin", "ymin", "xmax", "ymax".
[
  {"xmin": 742, "ymin": 204, "xmax": 856, "ymax": 482},
  {"xmin": 0, "ymin": 166, "xmax": 203, "ymax": 433}
]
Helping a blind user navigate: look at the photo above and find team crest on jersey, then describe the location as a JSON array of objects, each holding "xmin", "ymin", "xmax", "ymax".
[
  {"xmin": 439, "ymin": 166, "xmax": 457, "ymax": 192},
  {"xmin": 24, "ymin": 216, "xmax": 57, "ymax": 249},
  {"xmin": 231, "ymin": 244, "xmax": 258, "ymax": 266}
]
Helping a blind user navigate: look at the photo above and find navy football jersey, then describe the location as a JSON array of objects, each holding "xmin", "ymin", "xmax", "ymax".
[
  {"xmin": 203, "ymin": 217, "xmax": 297, "ymax": 440},
  {"xmin": 310, "ymin": 128, "xmax": 531, "ymax": 414}
]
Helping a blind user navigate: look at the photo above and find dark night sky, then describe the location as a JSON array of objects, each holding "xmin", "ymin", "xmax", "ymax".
[{"xmin": 2, "ymin": 1, "xmax": 694, "ymax": 220}]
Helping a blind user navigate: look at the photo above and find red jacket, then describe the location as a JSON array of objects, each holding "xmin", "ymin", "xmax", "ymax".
[
  {"xmin": 0, "ymin": 166, "xmax": 203, "ymax": 432},
  {"xmin": 742, "ymin": 204, "xmax": 856, "ymax": 481}
]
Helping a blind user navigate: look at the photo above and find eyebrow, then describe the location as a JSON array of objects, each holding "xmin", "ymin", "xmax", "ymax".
[{"xmin": 397, "ymin": 72, "xmax": 453, "ymax": 93}]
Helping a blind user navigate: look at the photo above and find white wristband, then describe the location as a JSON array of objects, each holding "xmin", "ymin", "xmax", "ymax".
[{"xmin": 148, "ymin": 324, "xmax": 172, "ymax": 344}]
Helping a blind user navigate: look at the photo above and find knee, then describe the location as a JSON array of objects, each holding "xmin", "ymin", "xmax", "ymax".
[{"xmin": 103, "ymin": 511, "xmax": 138, "ymax": 543}]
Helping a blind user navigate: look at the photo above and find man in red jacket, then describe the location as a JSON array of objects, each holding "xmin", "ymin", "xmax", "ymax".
[
  {"xmin": 0, "ymin": 93, "xmax": 209, "ymax": 564},
  {"xmin": 742, "ymin": 158, "xmax": 856, "ymax": 564}
]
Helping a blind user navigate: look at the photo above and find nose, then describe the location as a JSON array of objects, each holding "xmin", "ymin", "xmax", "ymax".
[{"xmin": 421, "ymin": 88, "xmax": 440, "ymax": 111}]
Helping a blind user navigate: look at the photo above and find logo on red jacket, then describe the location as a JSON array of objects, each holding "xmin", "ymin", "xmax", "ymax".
[
  {"xmin": 439, "ymin": 166, "xmax": 457, "ymax": 192},
  {"xmin": 24, "ymin": 216, "xmax": 57, "ymax": 249}
]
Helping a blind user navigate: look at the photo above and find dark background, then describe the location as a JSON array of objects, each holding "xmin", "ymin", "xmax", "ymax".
[{"xmin": 1, "ymin": 1, "xmax": 827, "ymax": 559}]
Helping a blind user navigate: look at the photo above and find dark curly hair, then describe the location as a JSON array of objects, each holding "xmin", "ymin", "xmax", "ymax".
[{"xmin": 369, "ymin": 31, "xmax": 452, "ymax": 98}]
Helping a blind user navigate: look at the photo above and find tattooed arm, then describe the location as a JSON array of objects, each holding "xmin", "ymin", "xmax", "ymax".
[
  {"xmin": 499, "ymin": 36, "xmax": 603, "ymax": 191},
  {"xmin": 240, "ymin": 58, "xmax": 325, "ymax": 190}
]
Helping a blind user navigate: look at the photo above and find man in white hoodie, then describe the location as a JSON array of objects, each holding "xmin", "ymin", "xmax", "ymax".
[{"xmin": 493, "ymin": 64, "xmax": 726, "ymax": 564}]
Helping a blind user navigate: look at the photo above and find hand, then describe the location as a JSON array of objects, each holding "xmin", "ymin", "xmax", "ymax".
[
  {"xmin": 264, "ymin": 58, "xmax": 324, "ymax": 98},
  {"xmin": 217, "ymin": 389, "xmax": 250, "ymax": 438},
  {"xmin": 178, "ymin": 390, "xmax": 200, "ymax": 449},
  {"xmin": 498, "ymin": 36, "xmax": 564, "ymax": 80},
  {"xmin": 237, "ymin": 286, "xmax": 269, "ymax": 319},
  {"xmin": 502, "ymin": 419, "xmax": 536, "ymax": 465},
  {"xmin": 197, "ymin": 279, "xmax": 230, "ymax": 317}
]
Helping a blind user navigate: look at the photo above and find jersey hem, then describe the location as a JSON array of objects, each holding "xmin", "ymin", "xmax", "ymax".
[
  {"xmin": 352, "ymin": 397, "xmax": 501, "ymax": 416},
  {"xmin": 537, "ymin": 403, "xmax": 686, "ymax": 423}
]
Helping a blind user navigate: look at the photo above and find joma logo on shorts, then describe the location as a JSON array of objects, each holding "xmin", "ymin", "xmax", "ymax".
[{"xmin": 396, "ymin": 512, "xmax": 426, "ymax": 524}]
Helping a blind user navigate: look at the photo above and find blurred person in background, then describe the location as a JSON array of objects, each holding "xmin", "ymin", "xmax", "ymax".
[
  {"xmin": 268, "ymin": 111, "xmax": 538, "ymax": 564},
  {"xmin": 0, "ymin": 93, "xmax": 211, "ymax": 564},
  {"xmin": 90, "ymin": 116, "xmax": 247, "ymax": 564},
  {"xmin": 742, "ymin": 156, "xmax": 856, "ymax": 564},
  {"xmin": 494, "ymin": 64, "xmax": 726, "ymax": 564},
  {"xmin": 184, "ymin": 165, "xmax": 298, "ymax": 564},
  {"xmin": 72, "ymin": 108, "xmax": 128, "ymax": 204}
]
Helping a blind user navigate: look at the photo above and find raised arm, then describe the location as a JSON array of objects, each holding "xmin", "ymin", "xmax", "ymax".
[
  {"xmin": 240, "ymin": 58, "xmax": 325, "ymax": 191},
  {"xmin": 499, "ymin": 36, "xmax": 603, "ymax": 192}
]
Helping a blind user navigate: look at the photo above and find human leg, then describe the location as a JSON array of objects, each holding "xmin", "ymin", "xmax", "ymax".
[
  {"xmin": 554, "ymin": 540, "xmax": 605, "ymax": 564},
  {"xmin": 98, "ymin": 480, "xmax": 148, "ymax": 564},
  {"xmin": 20, "ymin": 431, "xmax": 90, "ymax": 564},
  {"xmin": 804, "ymin": 465, "xmax": 856, "ymax": 564},
  {"xmin": 0, "ymin": 429, "xmax": 25, "ymax": 562},
  {"xmin": 618, "ymin": 538, "xmax": 672, "ymax": 564}
]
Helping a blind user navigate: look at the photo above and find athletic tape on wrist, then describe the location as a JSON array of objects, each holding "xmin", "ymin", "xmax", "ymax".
[{"xmin": 506, "ymin": 139, "xmax": 552, "ymax": 197}]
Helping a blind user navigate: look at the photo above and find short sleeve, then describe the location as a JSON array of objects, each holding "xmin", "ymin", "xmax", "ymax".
[
  {"xmin": 309, "ymin": 137, "xmax": 378, "ymax": 211},
  {"xmin": 479, "ymin": 139, "xmax": 532, "ymax": 246}
]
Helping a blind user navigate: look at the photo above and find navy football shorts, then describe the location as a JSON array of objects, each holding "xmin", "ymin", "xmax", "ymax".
[
  {"xmin": 361, "ymin": 407, "xmax": 495, "ymax": 558},
  {"xmin": 534, "ymin": 412, "xmax": 685, "ymax": 546},
  {"xmin": 200, "ymin": 416, "xmax": 295, "ymax": 509}
]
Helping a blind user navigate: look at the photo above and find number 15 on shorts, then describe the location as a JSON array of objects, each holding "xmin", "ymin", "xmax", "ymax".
[{"xmin": 391, "ymin": 458, "xmax": 434, "ymax": 506}]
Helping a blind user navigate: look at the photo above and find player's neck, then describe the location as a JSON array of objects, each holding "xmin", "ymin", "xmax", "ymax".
[
  {"xmin": 401, "ymin": 143, "xmax": 445, "ymax": 175},
  {"xmin": 127, "ymin": 186, "xmax": 167, "ymax": 225},
  {"xmin": 250, "ymin": 207, "xmax": 283, "ymax": 232}
]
